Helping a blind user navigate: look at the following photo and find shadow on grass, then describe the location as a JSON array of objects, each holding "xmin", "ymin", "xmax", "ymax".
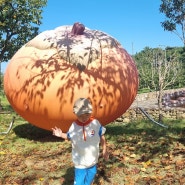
[
  {"xmin": 12, "ymin": 119, "xmax": 185, "ymax": 184},
  {"xmin": 13, "ymin": 123, "xmax": 63, "ymax": 142},
  {"xmin": 62, "ymin": 167, "xmax": 74, "ymax": 185},
  {"xmin": 61, "ymin": 165, "xmax": 113, "ymax": 185},
  {"xmin": 106, "ymin": 120, "xmax": 185, "ymax": 139}
]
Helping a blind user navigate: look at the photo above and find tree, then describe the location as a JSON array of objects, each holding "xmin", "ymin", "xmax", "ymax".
[
  {"xmin": 0, "ymin": 0, "xmax": 47, "ymax": 63},
  {"xmin": 134, "ymin": 47, "xmax": 183, "ymax": 122},
  {"xmin": 153, "ymin": 47, "xmax": 183, "ymax": 121},
  {"xmin": 134, "ymin": 47, "xmax": 156, "ymax": 91},
  {"xmin": 0, "ymin": 0, "xmax": 47, "ymax": 108},
  {"xmin": 135, "ymin": 47, "xmax": 184, "ymax": 91},
  {"xmin": 159, "ymin": 0, "xmax": 185, "ymax": 46}
]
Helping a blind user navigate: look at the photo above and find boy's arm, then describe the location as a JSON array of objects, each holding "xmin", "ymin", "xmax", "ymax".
[
  {"xmin": 52, "ymin": 127, "xmax": 68, "ymax": 140},
  {"xmin": 100, "ymin": 135, "xmax": 109, "ymax": 160}
]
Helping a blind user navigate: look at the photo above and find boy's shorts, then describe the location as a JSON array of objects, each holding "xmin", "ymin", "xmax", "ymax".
[{"xmin": 74, "ymin": 165, "xmax": 97, "ymax": 185}]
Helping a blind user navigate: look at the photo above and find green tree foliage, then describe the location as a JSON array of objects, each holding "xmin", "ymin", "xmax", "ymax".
[
  {"xmin": 134, "ymin": 46, "xmax": 184, "ymax": 121},
  {"xmin": 134, "ymin": 46, "xmax": 185, "ymax": 92},
  {"xmin": 177, "ymin": 46, "xmax": 185, "ymax": 86},
  {"xmin": 134, "ymin": 47, "xmax": 154, "ymax": 90},
  {"xmin": 159, "ymin": 0, "xmax": 185, "ymax": 46},
  {"xmin": 0, "ymin": 0, "xmax": 47, "ymax": 62}
]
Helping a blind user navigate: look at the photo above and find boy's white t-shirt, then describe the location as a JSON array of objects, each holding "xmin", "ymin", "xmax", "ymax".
[{"xmin": 67, "ymin": 119, "xmax": 106, "ymax": 169}]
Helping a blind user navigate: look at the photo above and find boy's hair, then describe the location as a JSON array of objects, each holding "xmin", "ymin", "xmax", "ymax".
[{"xmin": 73, "ymin": 98, "xmax": 92, "ymax": 116}]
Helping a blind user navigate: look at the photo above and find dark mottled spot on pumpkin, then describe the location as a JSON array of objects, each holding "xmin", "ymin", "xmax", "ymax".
[{"xmin": 76, "ymin": 63, "xmax": 86, "ymax": 71}]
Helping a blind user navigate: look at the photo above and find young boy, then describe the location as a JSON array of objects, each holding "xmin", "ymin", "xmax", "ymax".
[{"xmin": 52, "ymin": 98, "xmax": 108, "ymax": 185}]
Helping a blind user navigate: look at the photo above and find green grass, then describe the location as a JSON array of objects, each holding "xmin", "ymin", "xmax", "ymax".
[
  {"xmin": 0, "ymin": 94, "xmax": 185, "ymax": 184},
  {"xmin": 138, "ymin": 88, "xmax": 151, "ymax": 94},
  {"xmin": 0, "ymin": 91, "xmax": 14, "ymax": 112}
]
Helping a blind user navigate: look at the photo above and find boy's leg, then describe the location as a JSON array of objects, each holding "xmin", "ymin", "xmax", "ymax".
[
  {"xmin": 74, "ymin": 168, "xmax": 86, "ymax": 185},
  {"xmin": 85, "ymin": 165, "xmax": 97, "ymax": 185}
]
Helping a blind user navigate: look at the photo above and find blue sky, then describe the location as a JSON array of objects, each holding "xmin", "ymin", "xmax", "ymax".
[
  {"xmin": 40, "ymin": 0, "xmax": 183, "ymax": 52},
  {"xmin": 2, "ymin": 0, "xmax": 183, "ymax": 72}
]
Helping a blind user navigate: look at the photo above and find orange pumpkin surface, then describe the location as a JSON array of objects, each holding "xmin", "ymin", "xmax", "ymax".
[{"xmin": 4, "ymin": 23, "xmax": 139, "ymax": 132}]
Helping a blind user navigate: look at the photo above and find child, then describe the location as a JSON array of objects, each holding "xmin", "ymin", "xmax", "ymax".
[{"xmin": 52, "ymin": 98, "xmax": 108, "ymax": 185}]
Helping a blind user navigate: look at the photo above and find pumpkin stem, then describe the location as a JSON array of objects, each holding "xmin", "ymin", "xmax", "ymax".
[{"xmin": 71, "ymin": 22, "xmax": 85, "ymax": 35}]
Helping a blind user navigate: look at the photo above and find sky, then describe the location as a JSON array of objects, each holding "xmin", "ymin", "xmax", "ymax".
[{"xmin": 1, "ymin": 0, "xmax": 183, "ymax": 72}]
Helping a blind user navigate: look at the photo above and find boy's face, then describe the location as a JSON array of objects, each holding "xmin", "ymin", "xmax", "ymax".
[{"xmin": 77, "ymin": 113, "xmax": 91, "ymax": 123}]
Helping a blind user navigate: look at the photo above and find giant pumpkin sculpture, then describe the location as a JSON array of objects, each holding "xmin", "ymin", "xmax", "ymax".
[{"xmin": 4, "ymin": 23, "xmax": 138, "ymax": 132}]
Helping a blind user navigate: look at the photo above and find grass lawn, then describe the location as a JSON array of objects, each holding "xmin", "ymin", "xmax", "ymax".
[{"xmin": 0, "ymin": 94, "xmax": 185, "ymax": 185}]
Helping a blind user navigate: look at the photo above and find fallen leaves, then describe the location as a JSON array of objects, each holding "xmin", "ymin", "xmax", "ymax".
[
  {"xmin": 1, "ymin": 120, "xmax": 185, "ymax": 184},
  {"xmin": 96, "ymin": 122, "xmax": 185, "ymax": 185},
  {"xmin": 0, "ymin": 151, "xmax": 6, "ymax": 155},
  {"xmin": 175, "ymin": 159, "xmax": 185, "ymax": 170}
]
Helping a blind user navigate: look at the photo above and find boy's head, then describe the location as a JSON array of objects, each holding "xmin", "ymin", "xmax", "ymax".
[{"xmin": 73, "ymin": 98, "xmax": 92, "ymax": 116}]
